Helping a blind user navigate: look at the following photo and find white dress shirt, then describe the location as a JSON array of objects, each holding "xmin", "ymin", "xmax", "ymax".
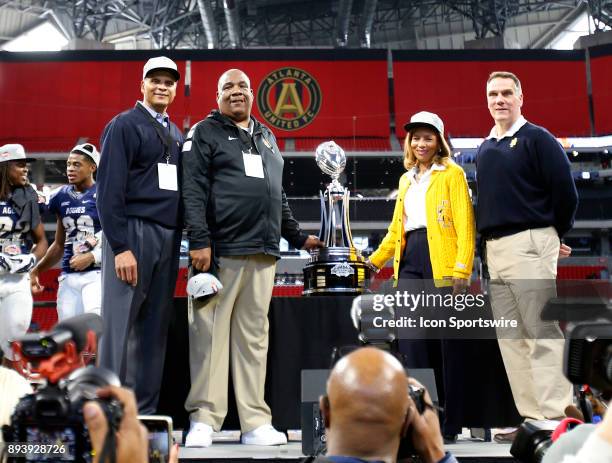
[
  {"xmin": 403, "ymin": 163, "xmax": 446, "ymax": 231},
  {"xmin": 487, "ymin": 115, "xmax": 527, "ymax": 141}
]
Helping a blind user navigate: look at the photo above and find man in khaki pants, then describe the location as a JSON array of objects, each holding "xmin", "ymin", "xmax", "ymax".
[
  {"xmin": 476, "ymin": 71, "xmax": 579, "ymax": 442},
  {"xmin": 181, "ymin": 68, "xmax": 322, "ymax": 447}
]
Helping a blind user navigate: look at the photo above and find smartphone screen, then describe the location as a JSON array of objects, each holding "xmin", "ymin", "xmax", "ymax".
[{"xmin": 138, "ymin": 415, "xmax": 173, "ymax": 463}]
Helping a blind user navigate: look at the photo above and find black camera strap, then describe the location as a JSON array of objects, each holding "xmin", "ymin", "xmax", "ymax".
[
  {"xmin": 99, "ymin": 428, "xmax": 117, "ymax": 463},
  {"xmin": 98, "ymin": 404, "xmax": 121, "ymax": 463}
]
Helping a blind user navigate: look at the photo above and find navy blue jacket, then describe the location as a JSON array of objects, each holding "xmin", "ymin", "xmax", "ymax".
[
  {"xmin": 97, "ymin": 103, "xmax": 183, "ymax": 255},
  {"xmin": 476, "ymin": 121, "xmax": 578, "ymax": 238}
]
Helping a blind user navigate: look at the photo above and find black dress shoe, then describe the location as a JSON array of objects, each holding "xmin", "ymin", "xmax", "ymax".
[{"xmin": 493, "ymin": 428, "xmax": 518, "ymax": 443}]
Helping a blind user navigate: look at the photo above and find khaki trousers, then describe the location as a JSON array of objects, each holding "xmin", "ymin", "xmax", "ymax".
[
  {"xmin": 486, "ymin": 227, "xmax": 572, "ymax": 420},
  {"xmin": 185, "ymin": 254, "xmax": 276, "ymax": 432}
]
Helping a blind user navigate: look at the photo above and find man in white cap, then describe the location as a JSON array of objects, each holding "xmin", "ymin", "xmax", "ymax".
[
  {"xmin": 31, "ymin": 143, "xmax": 103, "ymax": 321},
  {"xmin": 96, "ymin": 57, "xmax": 183, "ymax": 414}
]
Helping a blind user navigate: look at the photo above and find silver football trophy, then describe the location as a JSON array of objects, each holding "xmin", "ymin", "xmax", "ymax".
[{"xmin": 303, "ymin": 141, "xmax": 371, "ymax": 295}]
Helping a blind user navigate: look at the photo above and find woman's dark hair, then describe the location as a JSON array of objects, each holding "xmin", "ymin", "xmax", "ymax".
[{"xmin": 0, "ymin": 163, "xmax": 11, "ymax": 200}]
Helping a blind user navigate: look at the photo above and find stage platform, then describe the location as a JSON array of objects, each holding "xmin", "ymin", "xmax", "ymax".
[{"xmin": 173, "ymin": 431, "xmax": 515, "ymax": 462}]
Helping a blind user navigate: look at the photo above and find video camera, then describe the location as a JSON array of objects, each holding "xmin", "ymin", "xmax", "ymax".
[
  {"xmin": 563, "ymin": 322, "xmax": 612, "ymax": 394},
  {"xmin": 349, "ymin": 293, "xmax": 397, "ymax": 350},
  {"xmin": 511, "ymin": 297, "xmax": 612, "ymax": 463},
  {"xmin": 1, "ymin": 314, "xmax": 123, "ymax": 463}
]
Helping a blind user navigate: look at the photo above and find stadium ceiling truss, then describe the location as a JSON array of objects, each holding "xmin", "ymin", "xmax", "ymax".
[{"xmin": 1, "ymin": 0, "xmax": 611, "ymax": 49}]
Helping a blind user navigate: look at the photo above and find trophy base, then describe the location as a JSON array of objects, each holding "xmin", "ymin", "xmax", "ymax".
[{"xmin": 302, "ymin": 247, "xmax": 371, "ymax": 296}]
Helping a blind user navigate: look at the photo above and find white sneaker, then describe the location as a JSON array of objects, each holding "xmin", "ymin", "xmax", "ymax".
[
  {"xmin": 185, "ymin": 421, "xmax": 214, "ymax": 447},
  {"xmin": 241, "ymin": 424, "xmax": 287, "ymax": 446}
]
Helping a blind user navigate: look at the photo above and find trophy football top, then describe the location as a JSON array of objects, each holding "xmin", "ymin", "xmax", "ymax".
[{"xmin": 315, "ymin": 140, "xmax": 346, "ymax": 180}]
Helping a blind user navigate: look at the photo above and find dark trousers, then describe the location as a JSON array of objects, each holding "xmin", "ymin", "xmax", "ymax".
[
  {"xmin": 397, "ymin": 228, "xmax": 463, "ymax": 435},
  {"xmin": 397, "ymin": 228, "xmax": 438, "ymax": 369},
  {"xmin": 100, "ymin": 217, "xmax": 181, "ymax": 414}
]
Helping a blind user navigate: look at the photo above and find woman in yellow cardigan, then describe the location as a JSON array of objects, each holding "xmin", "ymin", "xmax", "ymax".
[
  {"xmin": 368, "ymin": 111, "xmax": 475, "ymax": 441},
  {"xmin": 368, "ymin": 111, "xmax": 475, "ymax": 290}
]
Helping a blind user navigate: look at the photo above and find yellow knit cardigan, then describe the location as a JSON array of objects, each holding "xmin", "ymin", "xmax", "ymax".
[{"xmin": 369, "ymin": 160, "xmax": 476, "ymax": 284}]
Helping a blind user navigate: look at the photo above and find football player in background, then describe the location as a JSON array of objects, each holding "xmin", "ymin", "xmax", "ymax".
[
  {"xmin": 31, "ymin": 143, "xmax": 102, "ymax": 321},
  {"xmin": 0, "ymin": 144, "xmax": 48, "ymax": 369}
]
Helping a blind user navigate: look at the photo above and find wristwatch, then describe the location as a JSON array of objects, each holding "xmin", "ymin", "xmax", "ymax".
[{"xmin": 365, "ymin": 259, "xmax": 380, "ymax": 273}]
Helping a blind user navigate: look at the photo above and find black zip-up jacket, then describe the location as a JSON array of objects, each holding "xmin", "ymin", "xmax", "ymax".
[{"xmin": 181, "ymin": 110, "xmax": 307, "ymax": 258}]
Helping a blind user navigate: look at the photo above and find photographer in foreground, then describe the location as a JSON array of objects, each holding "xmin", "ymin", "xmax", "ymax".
[
  {"xmin": 84, "ymin": 385, "xmax": 178, "ymax": 463},
  {"xmin": 317, "ymin": 347, "xmax": 456, "ymax": 463}
]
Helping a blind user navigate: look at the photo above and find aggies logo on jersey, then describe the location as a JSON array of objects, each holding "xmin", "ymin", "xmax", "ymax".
[{"xmin": 257, "ymin": 67, "xmax": 322, "ymax": 131}]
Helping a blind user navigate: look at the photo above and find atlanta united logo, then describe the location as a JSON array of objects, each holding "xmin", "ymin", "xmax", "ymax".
[{"xmin": 257, "ymin": 67, "xmax": 322, "ymax": 131}]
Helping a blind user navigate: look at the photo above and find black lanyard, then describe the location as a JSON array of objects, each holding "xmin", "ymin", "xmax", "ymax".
[
  {"xmin": 236, "ymin": 125, "xmax": 258, "ymax": 154},
  {"xmin": 136, "ymin": 103, "xmax": 176, "ymax": 163}
]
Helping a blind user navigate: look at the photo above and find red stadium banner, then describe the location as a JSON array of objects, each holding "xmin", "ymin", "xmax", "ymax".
[
  {"xmin": 391, "ymin": 49, "xmax": 591, "ymax": 138},
  {"xmin": 590, "ymin": 45, "xmax": 612, "ymax": 136},
  {"xmin": 0, "ymin": 59, "xmax": 153, "ymax": 151},
  {"xmin": 3, "ymin": 48, "xmax": 609, "ymax": 152},
  {"xmin": 188, "ymin": 59, "xmax": 390, "ymax": 138},
  {"xmin": 0, "ymin": 49, "xmax": 389, "ymax": 151}
]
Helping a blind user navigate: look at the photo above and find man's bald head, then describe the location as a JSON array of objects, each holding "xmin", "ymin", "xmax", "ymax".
[
  {"xmin": 217, "ymin": 68, "xmax": 251, "ymax": 94},
  {"xmin": 216, "ymin": 68, "xmax": 253, "ymax": 125},
  {"xmin": 321, "ymin": 347, "xmax": 411, "ymax": 460}
]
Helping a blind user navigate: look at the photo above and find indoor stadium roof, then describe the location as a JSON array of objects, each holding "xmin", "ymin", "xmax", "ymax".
[{"xmin": 0, "ymin": 0, "xmax": 610, "ymax": 50}]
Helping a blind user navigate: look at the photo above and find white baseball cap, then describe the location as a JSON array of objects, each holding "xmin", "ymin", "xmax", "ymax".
[
  {"xmin": 187, "ymin": 273, "xmax": 223, "ymax": 299},
  {"xmin": 0, "ymin": 144, "xmax": 37, "ymax": 163},
  {"xmin": 143, "ymin": 56, "xmax": 180, "ymax": 81},
  {"xmin": 71, "ymin": 143, "xmax": 100, "ymax": 167},
  {"xmin": 403, "ymin": 111, "xmax": 444, "ymax": 137}
]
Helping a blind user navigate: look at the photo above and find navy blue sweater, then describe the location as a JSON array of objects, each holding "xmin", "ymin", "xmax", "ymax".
[
  {"xmin": 476, "ymin": 122, "xmax": 578, "ymax": 238},
  {"xmin": 97, "ymin": 104, "xmax": 183, "ymax": 255}
]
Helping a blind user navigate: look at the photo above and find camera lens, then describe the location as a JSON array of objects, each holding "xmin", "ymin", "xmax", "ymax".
[{"xmin": 65, "ymin": 366, "xmax": 121, "ymax": 404}]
